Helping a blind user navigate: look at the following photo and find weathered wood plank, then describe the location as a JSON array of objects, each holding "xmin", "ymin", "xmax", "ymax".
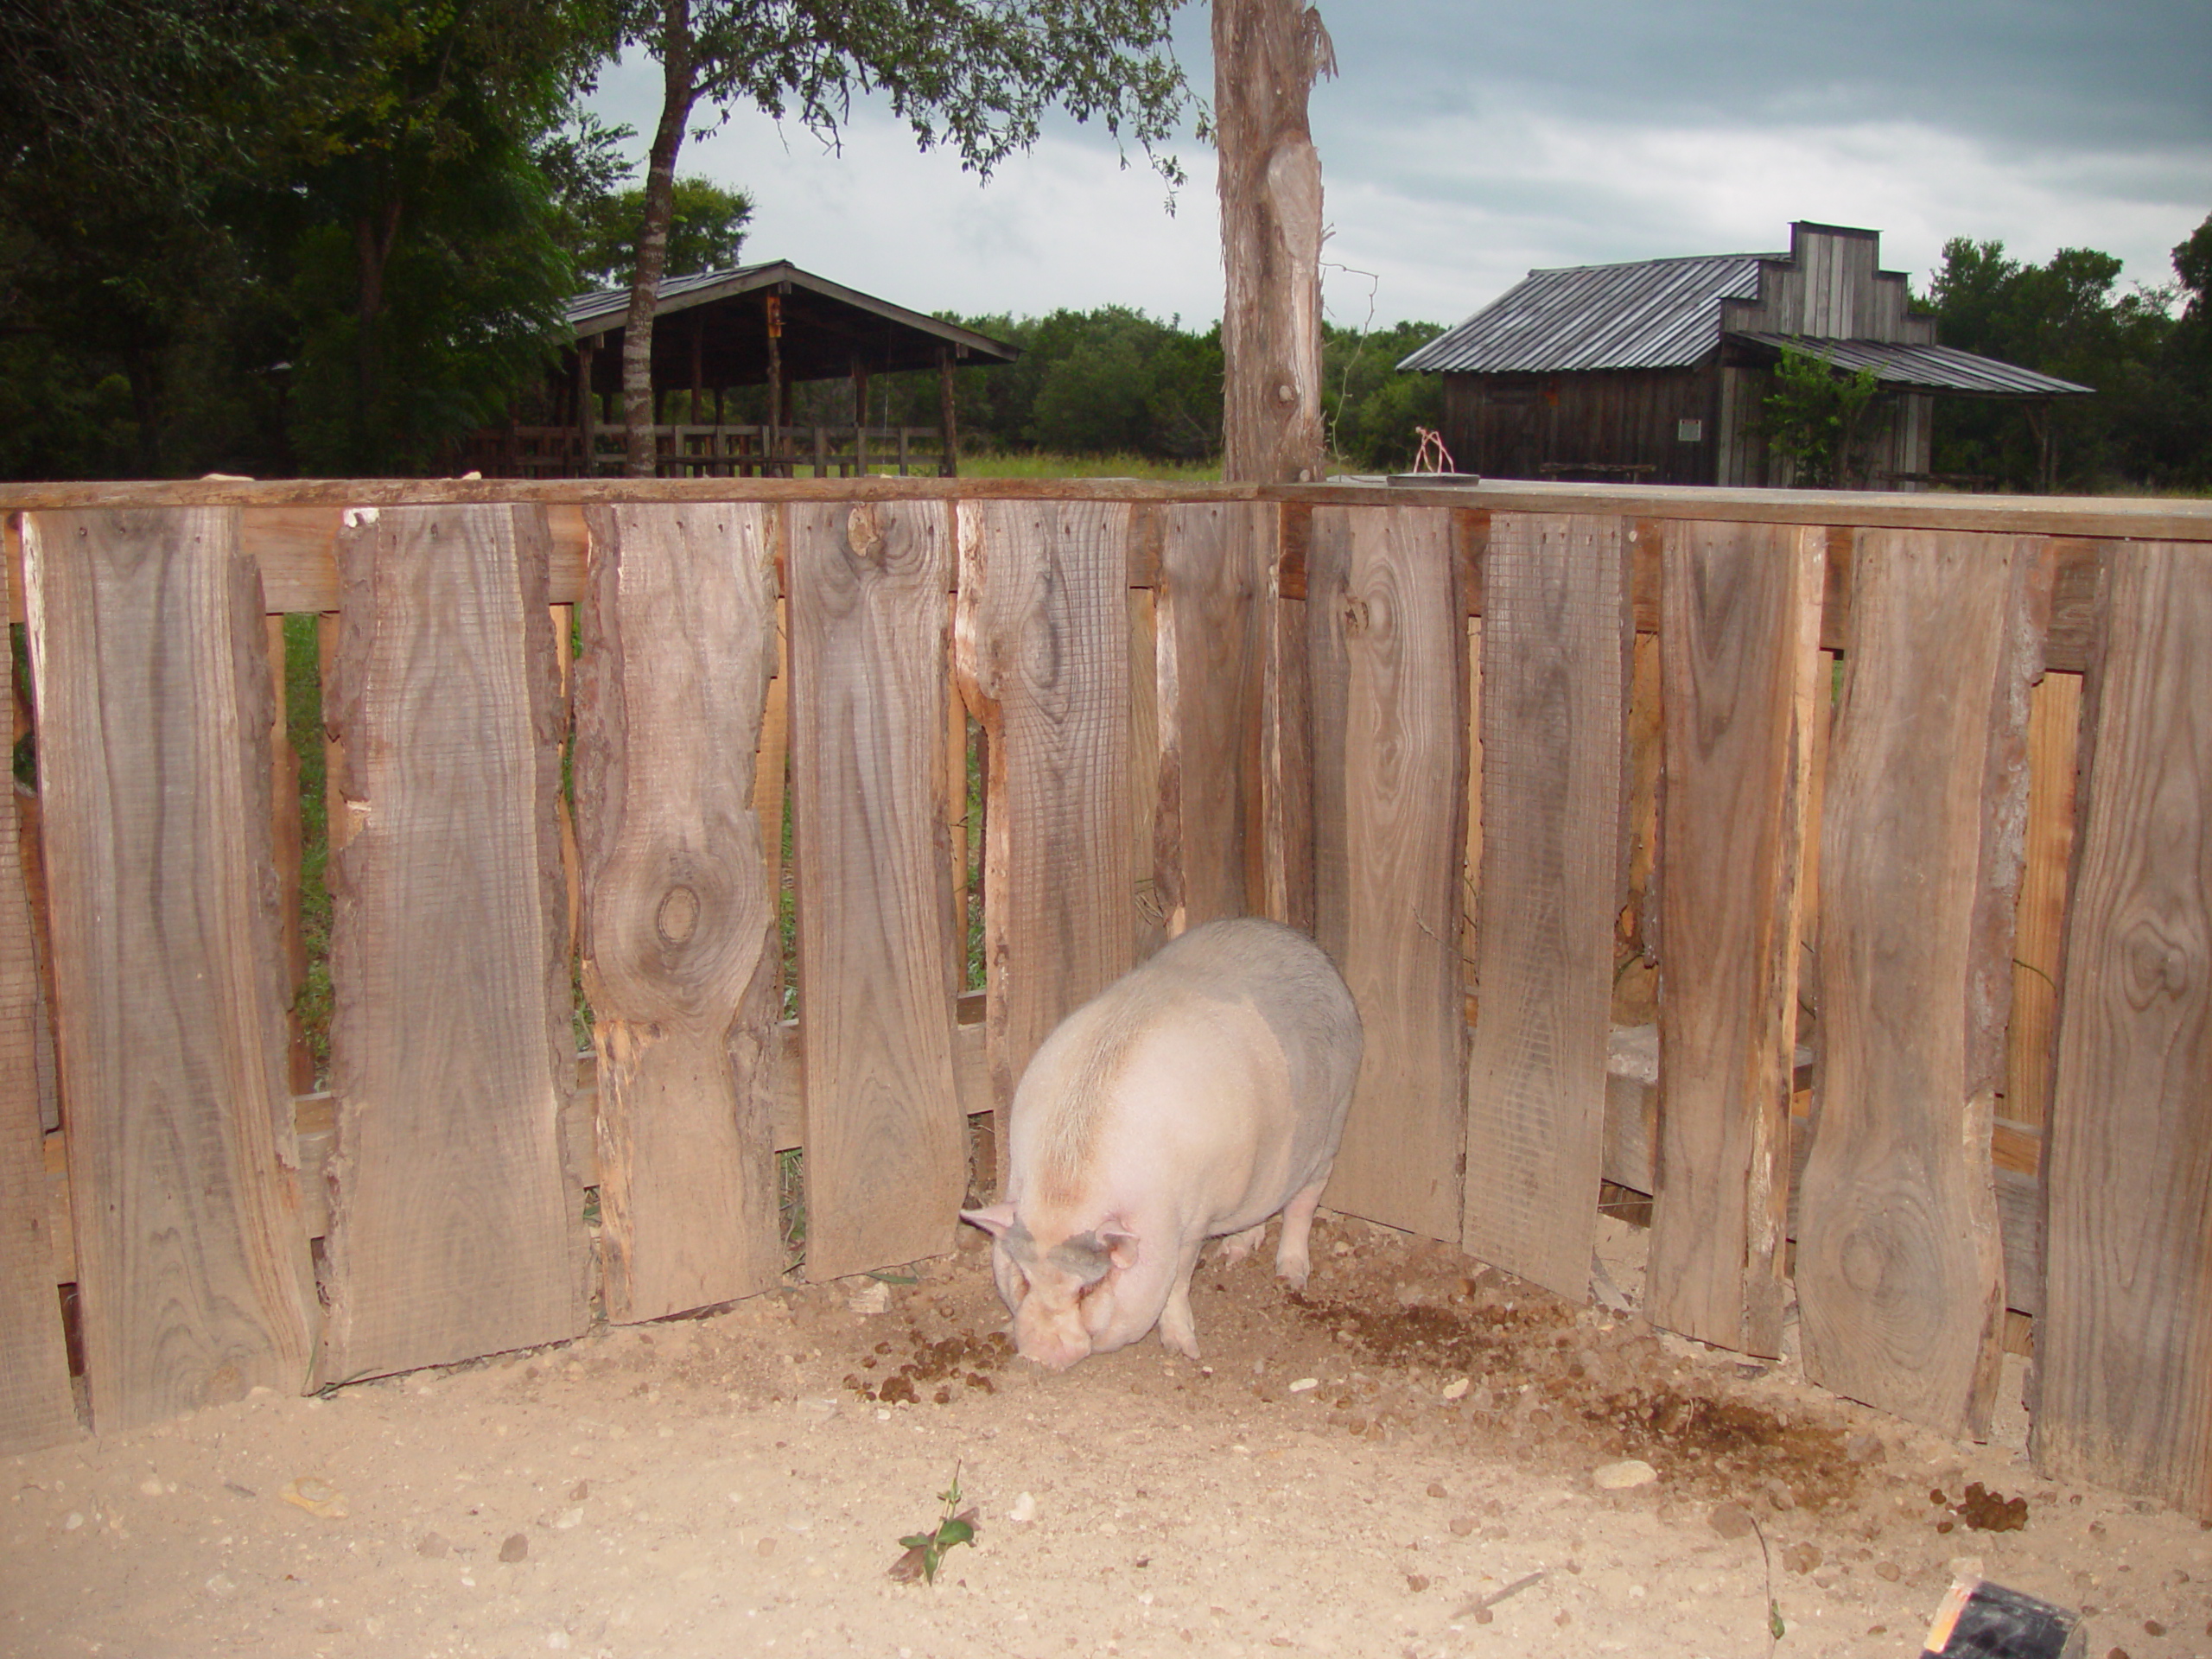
[
  {"xmin": 955, "ymin": 500, "xmax": 1134, "ymax": 1162},
  {"xmin": 1461, "ymin": 512, "xmax": 1630, "ymax": 1297},
  {"xmin": 1263, "ymin": 507, "xmax": 1315, "ymax": 933},
  {"xmin": 1645, "ymin": 521, "xmax": 1825, "ymax": 1357},
  {"xmin": 0, "ymin": 768, "xmax": 76, "ymax": 1452},
  {"xmin": 1796, "ymin": 529, "xmax": 2048, "ymax": 1439},
  {"xmin": 2034, "ymin": 541, "xmax": 2212, "ymax": 1518},
  {"xmin": 575, "ymin": 503, "xmax": 784, "ymax": 1320},
  {"xmin": 1156, "ymin": 500, "xmax": 1268, "ymax": 930},
  {"xmin": 23, "ymin": 508, "xmax": 318, "ymax": 1427},
  {"xmin": 790, "ymin": 500, "xmax": 964, "ymax": 1281},
  {"xmin": 1309, "ymin": 505, "xmax": 1467, "ymax": 1241},
  {"xmin": 2005, "ymin": 671, "xmax": 2083, "ymax": 1133},
  {"xmin": 319, "ymin": 504, "xmax": 588, "ymax": 1383}
]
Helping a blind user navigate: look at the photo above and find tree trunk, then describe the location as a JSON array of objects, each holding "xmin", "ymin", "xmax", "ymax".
[
  {"xmin": 1214, "ymin": 0, "xmax": 1334, "ymax": 485},
  {"xmin": 623, "ymin": 0, "xmax": 697, "ymax": 480},
  {"xmin": 354, "ymin": 198, "xmax": 404, "ymax": 461}
]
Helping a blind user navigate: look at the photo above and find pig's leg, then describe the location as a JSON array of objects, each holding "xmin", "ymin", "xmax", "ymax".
[
  {"xmin": 1274, "ymin": 1179, "xmax": 1328, "ymax": 1290},
  {"xmin": 1216, "ymin": 1222, "xmax": 1268, "ymax": 1266},
  {"xmin": 1156, "ymin": 1236, "xmax": 1208, "ymax": 1360}
]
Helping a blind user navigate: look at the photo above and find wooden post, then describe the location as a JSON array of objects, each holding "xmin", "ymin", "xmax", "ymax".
[
  {"xmin": 575, "ymin": 341, "xmax": 596, "ymax": 477},
  {"xmin": 938, "ymin": 347, "xmax": 960, "ymax": 479},
  {"xmin": 1214, "ymin": 0, "xmax": 1334, "ymax": 484},
  {"xmin": 852, "ymin": 357, "xmax": 871, "ymax": 476},
  {"xmin": 765, "ymin": 296, "xmax": 783, "ymax": 478}
]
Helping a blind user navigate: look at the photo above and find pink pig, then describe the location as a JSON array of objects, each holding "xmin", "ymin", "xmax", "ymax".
[{"xmin": 961, "ymin": 918, "xmax": 1362, "ymax": 1370}]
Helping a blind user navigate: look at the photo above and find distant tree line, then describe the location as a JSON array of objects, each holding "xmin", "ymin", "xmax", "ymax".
[
  {"xmin": 1, "ymin": 3, "xmax": 2199, "ymax": 486},
  {"xmin": 779, "ymin": 310, "xmax": 1446, "ymax": 474},
  {"xmin": 1924, "ymin": 220, "xmax": 2212, "ymax": 491}
]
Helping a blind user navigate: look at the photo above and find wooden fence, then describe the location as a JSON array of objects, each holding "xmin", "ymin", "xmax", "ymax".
[
  {"xmin": 0, "ymin": 477, "xmax": 2206, "ymax": 1524},
  {"xmin": 457, "ymin": 423, "xmax": 952, "ymax": 480}
]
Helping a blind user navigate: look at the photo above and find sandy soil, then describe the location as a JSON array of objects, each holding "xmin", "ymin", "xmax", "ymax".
[{"xmin": 5, "ymin": 1213, "xmax": 2207, "ymax": 1659}]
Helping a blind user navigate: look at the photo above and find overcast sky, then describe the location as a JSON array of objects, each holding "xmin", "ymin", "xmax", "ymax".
[{"xmin": 583, "ymin": 2, "xmax": 2211, "ymax": 334}]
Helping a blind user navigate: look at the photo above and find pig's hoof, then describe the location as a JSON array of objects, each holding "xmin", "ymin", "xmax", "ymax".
[
  {"xmin": 1217, "ymin": 1223, "xmax": 1267, "ymax": 1266},
  {"xmin": 1277, "ymin": 1257, "xmax": 1312, "ymax": 1292}
]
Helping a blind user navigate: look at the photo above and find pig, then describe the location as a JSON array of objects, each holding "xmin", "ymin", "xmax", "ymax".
[{"xmin": 960, "ymin": 917, "xmax": 1362, "ymax": 1371}]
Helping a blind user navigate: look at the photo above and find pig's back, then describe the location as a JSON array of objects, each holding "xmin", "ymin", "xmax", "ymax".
[{"xmin": 1014, "ymin": 919, "xmax": 1361, "ymax": 1214}]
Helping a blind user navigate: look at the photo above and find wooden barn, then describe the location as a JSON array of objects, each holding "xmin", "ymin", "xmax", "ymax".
[
  {"xmin": 1400, "ymin": 221, "xmax": 2090, "ymax": 489},
  {"xmin": 462, "ymin": 260, "xmax": 1020, "ymax": 479}
]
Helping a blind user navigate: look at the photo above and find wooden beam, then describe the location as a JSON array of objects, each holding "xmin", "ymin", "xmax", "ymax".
[
  {"xmin": 1644, "ymin": 521, "xmax": 1825, "ymax": 1358},
  {"xmin": 574, "ymin": 502, "xmax": 785, "ymax": 1321},
  {"xmin": 23, "ymin": 507, "xmax": 319, "ymax": 1427},
  {"xmin": 1796, "ymin": 529, "xmax": 2050, "ymax": 1440},
  {"xmin": 2035, "ymin": 540, "xmax": 2212, "ymax": 1520},
  {"xmin": 1461, "ymin": 512, "xmax": 1630, "ymax": 1299},
  {"xmin": 789, "ymin": 500, "xmax": 966, "ymax": 1281},
  {"xmin": 317, "ymin": 504, "xmax": 588, "ymax": 1385}
]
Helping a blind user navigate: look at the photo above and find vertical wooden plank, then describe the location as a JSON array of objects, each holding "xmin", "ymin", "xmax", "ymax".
[
  {"xmin": 1128, "ymin": 583, "xmax": 1165, "ymax": 960},
  {"xmin": 319, "ymin": 504, "xmax": 588, "ymax": 1384},
  {"xmin": 0, "ymin": 766, "xmax": 76, "ymax": 1452},
  {"xmin": 1797, "ymin": 529, "xmax": 2048, "ymax": 1440},
  {"xmin": 23, "ymin": 508, "xmax": 318, "ymax": 1427},
  {"xmin": 574, "ymin": 503, "xmax": 784, "ymax": 1320},
  {"xmin": 1644, "ymin": 521, "xmax": 1824, "ymax": 1357},
  {"xmin": 1263, "ymin": 505, "xmax": 1314, "ymax": 934},
  {"xmin": 1462, "ymin": 613, "xmax": 1483, "ymax": 1014},
  {"xmin": 2035, "ymin": 542, "xmax": 2212, "ymax": 1519},
  {"xmin": 789, "ymin": 500, "xmax": 963, "ymax": 1281},
  {"xmin": 955, "ymin": 500, "xmax": 1134, "ymax": 1165},
  {"xmin": 1309, "ymin": 504, "xmax": 1467, "ymax": 1242},
  {"xmin": 1156, "ymin": 499, "xmax": 1267, "ymax": 932},
  {"xmin": 267, "ymin": 617, "xmax": 315, "ymax": 1093},
  {"xmin": 1462, "ymin": 512, "xmax": 1630, "ymax": 1299},
  {"xmin": 2005, "ymin": 670, "xmax": 2083, "ymax": 1134}
]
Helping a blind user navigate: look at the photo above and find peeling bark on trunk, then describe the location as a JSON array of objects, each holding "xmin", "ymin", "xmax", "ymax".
[{"xmin": 1215, "ymin": 0, "xmax": 1334, "ymax": 486}]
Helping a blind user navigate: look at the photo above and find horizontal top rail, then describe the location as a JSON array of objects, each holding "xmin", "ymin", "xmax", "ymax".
[{"xmin": 4, "ymin": 475, "xmax": 2210, "ymax": 543}]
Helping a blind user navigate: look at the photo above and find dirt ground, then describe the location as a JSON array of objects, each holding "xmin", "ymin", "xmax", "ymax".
[{"xmin": 5, "ymin": 1213, "xmax": 2207, "ymax": 1659}]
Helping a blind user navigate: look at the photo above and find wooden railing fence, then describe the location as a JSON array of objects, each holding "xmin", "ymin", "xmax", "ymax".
[{"xmin": 0, "ymin": 477, "xmax": 2206, "ymax": 1524}]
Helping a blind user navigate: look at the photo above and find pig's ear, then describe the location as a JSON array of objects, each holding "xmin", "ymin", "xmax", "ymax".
[
  {"xmin": 961, "ymin": 1203, "xmax": 1017, "ymax": 1239},
  {"xmin": 1100, "ymin": 1222, "xmax": 1140, "ymax": 1271}
]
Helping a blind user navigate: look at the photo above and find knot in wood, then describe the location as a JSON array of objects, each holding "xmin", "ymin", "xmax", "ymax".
[
  {"xmin": 1276, "ymin": 383, "xmax": 1296, "ymax": 405},
  {"xmin": 1342, "ymin": 596, "xmax": 1370, "ymax": 634},
  {"xmin": 847, "ymin": 505, "xmax": 887, "ymax": 565},
  {"xmin": 656, "ymin": 885, "xmax": 701, "ymax": 946}
]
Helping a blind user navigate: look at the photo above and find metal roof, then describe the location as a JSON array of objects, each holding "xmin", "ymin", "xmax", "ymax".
[
  {"xmin": 1728, "ymin": 334, "xmax": 2092, "ymax": 397},
  {"xmin": 1398, "ymin": 253, "xmax": 1773, "ymax": 374},
  {"xmin": 565, "ymin": 260, "xmax": 1018, "ymax": 371}
]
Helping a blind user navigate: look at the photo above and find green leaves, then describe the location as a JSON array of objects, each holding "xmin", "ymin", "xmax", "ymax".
[
  {"xmin": 888, "ymin": 1466, "xmax": 979, "ymax": 1586},
  {"xmin": 1757, "ymin": 347, "xmax": 1884, "ymax": 489}
]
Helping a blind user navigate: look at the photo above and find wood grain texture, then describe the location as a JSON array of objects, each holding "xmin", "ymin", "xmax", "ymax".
[
  {"xmin": 1156, "ymin": 500, "xmax": 1268, "ymax": 930},
  {"xmin": 0, "ymin": 767, "xmax": 77, "ymax": 1452},
  {"xmin": 2005, "ymin": 671, "xmax": 2083, "ymax": 1134},
  {"xmin": 1797, "ymin": 529, "xmax": 2049, "ymax": 1439},
  {"xmin": 23, "ymin": 508, "xmax": 318, "ymax": 1428},
  {"xmin": 1644, "ymin": 521, "xmax": 1825, "ymax": 1357},
  {"xmin": 789, "ymin": 500, "xmax": 964, "ymax": 1281},
  {"xmin": 2034, "ymin": 541, "xmax": 2212, "ymax": 1518},
  {"xmin": 319, "ymin": 505, "xmax": 588, "ymax": 1384},
  {"xmin": 955, "ymin": 500, "xmax": 1134, "ymax": 1162},
  {"xmin": 1263, "ymin": 507, "xmax": 1315, "ymax": 933},
  {"xmin": 574, "ymin": 503, "xmax": 784, "ymax": 1319},
  {"xmin": 1309, "ymin": 505, "xmax": 1468, "ymax": 1241},
  {"xmin": 1462, "ymin": 512, "xmax": 1631, "ymax": 1298}
]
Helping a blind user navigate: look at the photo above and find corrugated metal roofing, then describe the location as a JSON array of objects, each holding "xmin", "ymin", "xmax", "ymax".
[
  {"xmin": 1398, "ymin": 253, "xmax": 1774, "ymax": 373},
  {"xmin": 1729, "ymin": 334, "xmax": 2093, "ymax": 397},
  {"xmin": 564, "ymin": 260, "xmax": 1017, "ymax": 362}
]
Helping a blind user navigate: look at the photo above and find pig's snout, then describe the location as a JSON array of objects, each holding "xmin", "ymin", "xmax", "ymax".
[{"xmin": 1012, "ymin": 1294, "xmax": 1096, "ymax": 1371}]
